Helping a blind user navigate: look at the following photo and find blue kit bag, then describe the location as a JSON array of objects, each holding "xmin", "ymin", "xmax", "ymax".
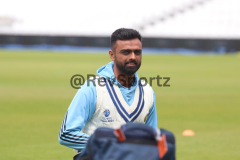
[{"xmin": 74, "ymin": 123, "xmax": 176, "ymax": 160}]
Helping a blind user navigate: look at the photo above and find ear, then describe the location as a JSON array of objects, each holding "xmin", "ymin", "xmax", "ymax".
[{"xmin": 109, "ymin": 50, "xmax": 115, "ymax": 61}]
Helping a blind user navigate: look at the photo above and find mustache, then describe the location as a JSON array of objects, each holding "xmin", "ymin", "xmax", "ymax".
[{"xmin": 125, "ymin": 60, "xmax": 137, "ymax": 65}]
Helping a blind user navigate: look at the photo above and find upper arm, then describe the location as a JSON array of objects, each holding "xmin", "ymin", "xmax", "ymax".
[
  {"xmin": 58, "ymin": 80, "xmax": 97, "ymax": 150},
  {"xmin": 145, "ymin": 89, "xmax": 158, "ymax": 128},
  {"xmin": 66, "ymin": 81, "xmax": 97, "ymax": 130}
]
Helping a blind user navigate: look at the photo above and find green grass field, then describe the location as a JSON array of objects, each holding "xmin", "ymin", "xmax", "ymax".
[{"xmin": 0, "ymin": 50, "xmax": 240, "ymax": 160}]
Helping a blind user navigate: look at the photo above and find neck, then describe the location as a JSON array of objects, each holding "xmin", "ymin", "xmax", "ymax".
[{"xmin": 113, "ymin": 65, "xmax": 135, "ymax": 88}]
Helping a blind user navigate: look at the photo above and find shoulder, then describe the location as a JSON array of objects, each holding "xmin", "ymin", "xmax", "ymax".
[
  {"xmin": 74, "ymin": 76, "xmax": 100, "ymax": 97},
  {"xmin": 139, "ymin": 79, "xmax": 154, "ymax": 104},
  {"xmin": 86, "ymin": 75, "xmax": 105, "ymax": 84},
  {"xmin": 139, "ymin": 79, "xmax": 153, "ymax": 91}
]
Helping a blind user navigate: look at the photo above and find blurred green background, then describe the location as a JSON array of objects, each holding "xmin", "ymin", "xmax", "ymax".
[{"xmin": 0, "ymin": 50, "xmax": 240, "ymax": 160}]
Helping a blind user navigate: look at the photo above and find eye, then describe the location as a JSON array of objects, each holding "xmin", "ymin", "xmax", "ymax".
[
  {"xmin": 121, "ymin": 50, "xmax": 131, "ymax": 54},
  {"xmin": 134, "ymin": 50, "xmax": 142, "ymax": 55}
]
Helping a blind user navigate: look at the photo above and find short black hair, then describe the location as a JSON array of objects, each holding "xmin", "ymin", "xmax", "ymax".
[{"xmin": 110, "ymin": 28, "xmax": 142, "ymax": 50}]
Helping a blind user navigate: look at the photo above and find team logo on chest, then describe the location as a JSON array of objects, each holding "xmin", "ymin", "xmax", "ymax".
[{"xmin": 101, "ymin": 109, "xmax": 114, "ymax": 122}]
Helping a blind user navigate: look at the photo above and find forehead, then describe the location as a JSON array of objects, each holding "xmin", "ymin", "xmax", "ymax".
[{"xmin": 114, "ymin": 38, "xmax": 142, "ymax": 51}]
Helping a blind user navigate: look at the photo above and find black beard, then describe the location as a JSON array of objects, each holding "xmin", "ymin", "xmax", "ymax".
[{"xmin": 115, "ymin": 60, "xmax": 141, "ymax": 75}]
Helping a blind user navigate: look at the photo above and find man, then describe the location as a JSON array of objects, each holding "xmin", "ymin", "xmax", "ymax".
[{"xmin": 59, "ymin": 28, "xmax": 158, "ymax": 153}]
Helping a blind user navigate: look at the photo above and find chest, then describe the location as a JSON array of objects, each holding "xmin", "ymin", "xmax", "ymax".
[{"xmin": 94, "ymin": 79, "xmax": 153, "ymax": 124}]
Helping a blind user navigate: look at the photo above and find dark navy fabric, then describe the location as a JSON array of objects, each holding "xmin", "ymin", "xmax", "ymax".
[{"xmin": 74, "ymin": 123, "xmax": 176, "ymax": 160}]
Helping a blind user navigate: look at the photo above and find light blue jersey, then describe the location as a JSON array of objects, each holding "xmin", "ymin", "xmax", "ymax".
[{"xmin": 59, "ymin": 62, "xmax": 158, "ymax": 151}]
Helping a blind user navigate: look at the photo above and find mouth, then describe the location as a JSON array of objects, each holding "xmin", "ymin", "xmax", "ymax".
[
  {"xmin": 126, "ymin": 63, "xmax": 136, "ymax": 67},
  {"xmin": 126, "ymin": 62, "xmax": 137, "ymax": 67}
]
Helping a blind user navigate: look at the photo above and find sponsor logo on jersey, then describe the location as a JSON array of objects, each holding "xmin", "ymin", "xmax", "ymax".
[{"xmin": 101, "ymin": 109, "xmax": 114, "ymax": 122}]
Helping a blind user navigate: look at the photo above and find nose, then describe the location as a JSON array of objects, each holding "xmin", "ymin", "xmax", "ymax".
[{"xmin": 129, "ymin": 51, "xmax": 136, "ymax": 60}]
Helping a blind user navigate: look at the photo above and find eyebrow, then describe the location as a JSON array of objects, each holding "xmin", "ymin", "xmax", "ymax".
[{"xmin": 120, "ymin": 49, "xmax": 142, "ymax": 52}]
